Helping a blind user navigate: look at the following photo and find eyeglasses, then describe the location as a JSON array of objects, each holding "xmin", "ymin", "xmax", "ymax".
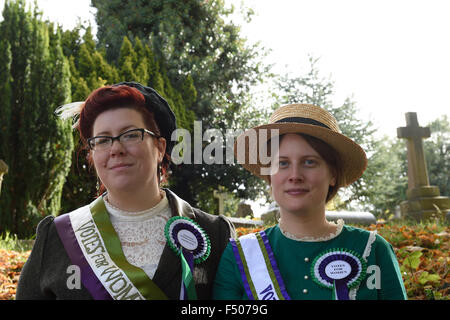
[{"xmin": 87, "ymin": 128, "xmax": 160, "ymax": 151}]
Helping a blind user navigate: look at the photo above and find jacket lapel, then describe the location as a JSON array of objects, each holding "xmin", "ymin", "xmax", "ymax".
[{"xmin": 152, "ymin": 189, "xmax": 196, "ymax": 298}]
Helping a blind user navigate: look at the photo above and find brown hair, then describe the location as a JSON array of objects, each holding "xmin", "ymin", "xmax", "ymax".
[
  {"xmin": 76, "ymin": 85, "xmax": 171, "ymax": 191},
  {"xmin": 268, "ymin": 133, "xmax": 343, "ymax": 202}
]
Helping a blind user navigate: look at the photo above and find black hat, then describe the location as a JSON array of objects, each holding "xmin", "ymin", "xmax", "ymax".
[{"xmin": 114, "ymin": 82, "xmax": 177, "ymax": 156}]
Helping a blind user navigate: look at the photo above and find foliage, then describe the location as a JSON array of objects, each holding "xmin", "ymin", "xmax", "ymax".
[
  {"xmin": 366, "ymin": 221, "xmax": 449, "ymax": 300},
  {"xmin": 424, "ymin": 115, "xmax": 450, "ymax": 197},
  {"xmin": 58, "ymin": 25, "xmax": 196, "ymax": 214},
  {"xmin": 91, "ymin": 0, "xmax": 271, "ymax": 210},
  {"xmin": 0, "ymin": 0, "xmax": 74, "ymax": 238},
  {"xmin": 235, "ymin": 220, "xmax": 449, "ymax": 300},
  {"xmin": 0, "ymin": 1, "xmax": 199, "ymax": 236},
  {"xmin": 360, "ymin": 137, "xmax": 408, "ymax": 218},
  {"xmin": 195, "ymin": 184, "xmax": 242, "ymax": 217},
  {"xmin": 0, "ymin": 232, "xmax": 34, "ymax": 252},
  {"xmin": 0, "ymin": 248, "xmax": 30, "ymax": 300}
]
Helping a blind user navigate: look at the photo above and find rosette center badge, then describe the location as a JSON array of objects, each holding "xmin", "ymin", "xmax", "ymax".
[
  {"xmin": 311, "ymin": 248, "xmax": 367, "ymax": 300},
  {"xmin": 165, "ymin": 216, "xmax": 211, "ymax": 264},
  {"xmin": 165, "ymin": 216, "xmax": 211, "ymax": 300}
]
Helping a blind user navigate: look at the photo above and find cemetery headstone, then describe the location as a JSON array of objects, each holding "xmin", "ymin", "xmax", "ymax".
[
  {"xmin": 236, "ymin": 201, "xmax": 254, "ymax": 218},
  {"xmin": 397, "ymin": 112, "xmax": 450, "ymax": 221},
  {"xmin": 260, "ymin": 202, "xmax": 280, "ymax": 225},
  {"xmin": 213, "ymin": 189, "xmax": 228, "ymax": 215}
]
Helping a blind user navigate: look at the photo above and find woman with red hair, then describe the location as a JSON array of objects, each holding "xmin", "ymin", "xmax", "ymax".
[{"xmin": 17, "ymin": 82, "xmax": 234, "ymax": 300}]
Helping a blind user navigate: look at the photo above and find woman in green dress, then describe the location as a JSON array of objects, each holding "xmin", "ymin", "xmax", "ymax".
[{"xmin": 213, "ymin": 103, "xmax": 407, "ymax": 300}]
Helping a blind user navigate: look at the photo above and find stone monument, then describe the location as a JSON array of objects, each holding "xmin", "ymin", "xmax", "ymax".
[
  {"xmin": 260, "ymin": 202, "xmax": 281, "ymax": 224},
  {"xmin": 212, "ymin": 190, "xmax": 263, "ymax": 228},
  {"xmin": 235, "ymin": 201, "xmax": 254, "ymax": 218},
  {"xmin": 213, "ymin": 189, "xmax": 228, "ymax": 215},
  {"xmin": 0, "ymin": 160, "xmax": 8, "ymax": 195},
  {"xmin": 397, "ymin": 112, "xmax": 450, "ymax": 221}
]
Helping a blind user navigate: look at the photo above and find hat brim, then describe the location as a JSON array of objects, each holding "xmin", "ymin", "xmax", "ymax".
[{"xmin": 234, "ymin": 122, "xmax": 367, "ymax": 186}]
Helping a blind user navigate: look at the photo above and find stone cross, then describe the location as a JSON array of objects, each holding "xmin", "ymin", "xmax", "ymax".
[
  {"xmin": 397, "ymin": 112, "xmax": 431, "ymax": 189},
  {"xmin": 0, "ymin": 160, "xmax": 8, "ymax": 195},
  {"xmin": 213, "ymin": 190, "xmax": 228, "ymax": 215},
  {"xmin": 397, "ymin": 112, "xmax": 450, "ymax": 221}
]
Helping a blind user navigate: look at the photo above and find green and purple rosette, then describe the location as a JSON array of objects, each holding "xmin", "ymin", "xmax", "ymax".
[
  {"xmin": 164, "ymin": 216, "xmax": 210, "ymax": 300},
  {"xmin": 311, "ymin": 248, "xmax": 367, "ymax": 300}
]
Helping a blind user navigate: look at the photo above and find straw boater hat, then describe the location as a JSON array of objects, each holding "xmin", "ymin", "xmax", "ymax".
[{"xmin": 234, "ymin": 104, "xmax": 367, "ymax": 187}]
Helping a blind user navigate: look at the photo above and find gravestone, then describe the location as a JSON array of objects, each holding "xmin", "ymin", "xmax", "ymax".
[
  {"xmin": 213, "ymin": 189, "xmax": 228, "ymax": 215},
  {"xmin": 236, "ymin": 201, "xmax": 254, "ymax": 218},
  {"xmin": 260, "ymin": 202, "xmax": 280, "ymax": 224},
  {"xmin": 0, "ymin": 160, "xmax": 8, "ymax": 195},
  {"xmin": 213, "ymin": 191, "xmax": 261, "ymax": 228},
  {"xmin": 397, "ymin": 112, "xmax": 450, "ymax": 221}
]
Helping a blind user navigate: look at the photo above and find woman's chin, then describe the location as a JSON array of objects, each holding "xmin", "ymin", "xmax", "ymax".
[{"xmin": 104, "ymin": 179, "xmax": 137, "ymax": 194}]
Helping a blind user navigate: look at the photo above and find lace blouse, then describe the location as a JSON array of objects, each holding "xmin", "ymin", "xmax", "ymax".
[{"xmin": 103, "ymin": 192, "xmax": 171, "ymax": 279}]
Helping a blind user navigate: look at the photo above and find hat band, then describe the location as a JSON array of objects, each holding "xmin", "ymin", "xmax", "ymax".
[{"xmin": 274, "ymin": 117, "xmax": 331, "ymax": 130}]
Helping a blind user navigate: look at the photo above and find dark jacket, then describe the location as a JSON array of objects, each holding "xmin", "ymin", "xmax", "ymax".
[{"xmin": 16, "ymin": 189, "xmax": 235, "ymax": 300}]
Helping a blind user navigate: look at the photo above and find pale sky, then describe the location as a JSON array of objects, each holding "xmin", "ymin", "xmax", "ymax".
[{"xmin": 1, "ymin": 0, "xmax": 449, "ymax": 139}]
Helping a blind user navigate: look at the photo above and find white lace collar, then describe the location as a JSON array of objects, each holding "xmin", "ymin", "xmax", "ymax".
[
  {"xmin": 278, "ymin": 219, "xmax": 345, "ymax": 242},
  {"xmin": 103, "ymin": 191, "xmax": 169, "ymax": 222}
]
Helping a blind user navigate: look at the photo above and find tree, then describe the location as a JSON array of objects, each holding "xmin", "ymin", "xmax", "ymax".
[
  {"xmin": 0, "ymin": 0, "xmax": 74, "ymax": 237},
  {"xmin": 91, "ymin": 0, "xmax": 269, "ymax": 210},
  {"xmin": 58, "ymin": 25, "xmax": 117, "ymax": 214},
  {"xmin": 424, "ymin": 116, "xmax": 450, "ymax": 197},
  {"xmin": 361, "ymin": 137, "xmax": 407, "ymax": 217},
  {"xmin": 58, "ymin": 27, "xmax": 197, "ymax": 213}
]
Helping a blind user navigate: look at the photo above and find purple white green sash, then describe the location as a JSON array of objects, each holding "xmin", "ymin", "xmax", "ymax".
[
  {"xmin": 230, "ymin": 231, "xmax": 291, "ymax": 300},
  {"xmin": 54, "ymin": 196, "xmax": 167, "ymax": 300}
]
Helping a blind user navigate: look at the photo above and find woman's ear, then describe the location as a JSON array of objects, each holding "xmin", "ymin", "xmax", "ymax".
[
  {"xmin": 330, "ymin": 175, "xmax": 337, "ymax": 187},
  {"xmin": 157, "ymin": 137, "xmax": 167, "ymax": 162},
  {"xmin": 329, "ymin": 165, "xmax": 337, "ymax": 187}
]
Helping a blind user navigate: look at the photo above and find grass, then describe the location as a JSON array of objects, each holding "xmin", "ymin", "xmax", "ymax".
[{"xmin": 0, "ymin": 232, "xmax": 34, "ymax": 252}]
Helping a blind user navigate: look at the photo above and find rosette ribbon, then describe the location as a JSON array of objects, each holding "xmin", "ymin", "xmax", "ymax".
[
  {"xmin": 165, "ymin": 217, "xmax": 211, "ymax": 300},
  {"xmin": 311, "ymin": 248, "xmax": 367, "ymax": 300}
]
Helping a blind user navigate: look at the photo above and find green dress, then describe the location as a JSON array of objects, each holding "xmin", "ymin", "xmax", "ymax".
[{"xmin": 213, "ymin": 224, "xmax": 407, "ymax": 300}]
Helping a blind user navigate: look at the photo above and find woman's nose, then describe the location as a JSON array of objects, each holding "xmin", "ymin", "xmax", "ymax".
[
  {"xmin": 288, "ymin": 165, "xmax": 304, "ymax": 182},
  {"xmin": 109, "ymin": 139, "xmax": 126, "ymax": 156}
]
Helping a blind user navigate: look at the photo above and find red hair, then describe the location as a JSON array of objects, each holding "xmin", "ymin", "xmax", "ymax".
[
  {"xmin": 78, "ymin": 85, "xmax": 156, "ymax": 141},
  {"xmin": 76, "ymin": 85, "xmax": 170, "ymax": 191}
]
